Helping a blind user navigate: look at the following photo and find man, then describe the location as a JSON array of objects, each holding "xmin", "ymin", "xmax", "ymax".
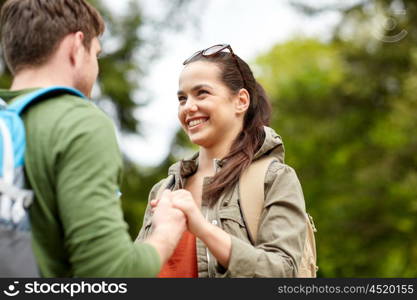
[{"xmin": 0, "ymin": 0, "xmax": 185, "ymax": 277}]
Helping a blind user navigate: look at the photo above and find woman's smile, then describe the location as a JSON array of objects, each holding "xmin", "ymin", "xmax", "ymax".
[{"xmin": 187, "ymin": 117, "xmax": 210, "ymax": 131}]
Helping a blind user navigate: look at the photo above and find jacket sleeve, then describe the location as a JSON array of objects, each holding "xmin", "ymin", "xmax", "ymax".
[
  {"xmin": 220, "ymin": 161, "xmax": 307, "ymax": 277},
  {"xmin": 135, "ymin": 180, "xmax": 165, "ymax": 242}
]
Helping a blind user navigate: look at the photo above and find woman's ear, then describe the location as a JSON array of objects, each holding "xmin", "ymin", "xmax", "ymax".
[{"xmin": 234, "ymin": 88, "xmax": 250, "ymax": 114}]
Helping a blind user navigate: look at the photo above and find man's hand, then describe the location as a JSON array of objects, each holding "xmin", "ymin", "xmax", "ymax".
[{"xmin": 144, "ymin": 190, "xmax": 186, "ymax": 265}]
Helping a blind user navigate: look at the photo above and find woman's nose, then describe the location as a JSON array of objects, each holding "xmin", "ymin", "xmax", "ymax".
[{"xmin": 183, "ymin": 98, "xmax": 198, "ymax": 112}]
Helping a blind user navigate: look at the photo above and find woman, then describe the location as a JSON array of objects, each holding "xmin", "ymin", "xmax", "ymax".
[{"xmin": 137, "ymin": 44, "xmax": 307, "ymax": 278}]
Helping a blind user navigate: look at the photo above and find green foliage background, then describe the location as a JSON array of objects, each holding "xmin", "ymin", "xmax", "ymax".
[
  {"xmin": 0, "ymin": 0, "xmax": 415, "ymax": 277},
  {"xmin": 255, "ymin": 1, "xmax": 417, "ymax": 277}
]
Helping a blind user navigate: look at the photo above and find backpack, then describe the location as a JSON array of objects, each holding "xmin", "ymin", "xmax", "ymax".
[
  {"xmin": 239, "ymin": 156, "xmax": 318, "ymax": 277},
  {"xmin": 0, "ymin": 86, "xmax": 85, "ymax": 277}
]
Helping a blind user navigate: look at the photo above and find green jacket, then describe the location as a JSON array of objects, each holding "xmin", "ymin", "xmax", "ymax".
[
  {"xmin": 137, "ymin": 126, "xmax": 307, "ymax": 277},
  {"xmin": 0, "ymin": 88, "xmax": 161, "ymax": 277}
]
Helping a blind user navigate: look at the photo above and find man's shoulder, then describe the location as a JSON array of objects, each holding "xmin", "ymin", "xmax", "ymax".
[
  {"xmin": 25, "ymin": 94, "xmax": 111, "ymax": 128},
  {"xmin": 28, "ymin": 93, "xmax": 102, "ymax": 116},
  {"xmin": 23, "ymin": 94, "xmax": 117, "ymax": 152}
]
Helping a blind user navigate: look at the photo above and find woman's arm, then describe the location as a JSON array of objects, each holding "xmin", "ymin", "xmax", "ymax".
[
  {"xmin": 166, "ymin": 161, "xmax": 307, "ymax": 277},
  {"xmin": 224, "ymin": 162, "xmax": 307, "ymax": 277},
  {"xmin": 170, "ymin": 190, "xmax": 232, "ymax": 268},
  {"xmin": 173, "ymin": 162, "xmax": 307, "ymax": 277}
]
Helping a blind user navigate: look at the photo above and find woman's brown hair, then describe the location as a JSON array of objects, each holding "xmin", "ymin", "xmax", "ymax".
[{"xmin": 184, "ymin": 51, "xmax": 272, "ymax": 206}]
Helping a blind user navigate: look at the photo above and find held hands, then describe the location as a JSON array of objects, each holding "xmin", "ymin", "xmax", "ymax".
[
  {"xmin": 151, "ymin": 189, "xmax": 232, "ymax": 268},
  {"xmin": 148, "ymin": 190, "xmax": 187, "ymax": 260},
  {"xmin": 151, "ymin": 189, "xmax": 209, "ymax": 238},
  {"xmin": 151, "ymin": 190, "xmax": 186, "ymax": 233}
]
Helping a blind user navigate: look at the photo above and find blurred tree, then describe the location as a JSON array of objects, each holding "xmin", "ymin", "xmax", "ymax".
[{"xmin": 252, "ymin": 0, "xmax": 417, "ymax": 276}]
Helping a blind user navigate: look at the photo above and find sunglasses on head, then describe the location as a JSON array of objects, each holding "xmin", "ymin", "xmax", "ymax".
[{"xmin": 183, "ymin": 44, "xmax": 247, "ymax": 88}]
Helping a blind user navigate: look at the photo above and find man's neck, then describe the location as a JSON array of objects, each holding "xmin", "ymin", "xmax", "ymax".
[{"xmin": 10, "ymin": 67, "xmax": 73, "ymax": 91}]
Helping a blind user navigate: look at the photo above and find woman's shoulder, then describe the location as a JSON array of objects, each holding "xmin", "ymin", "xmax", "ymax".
[
  {"xmin": 265, "ymin": 160, "xmax": 297, "ymax": 183},
  {"xmin": 148, "ymin": 175, "xmax": 174, "ymax": 201},
  {"xmin": 263, "ymin": 158, "xmax": 303, "ymax": 202}
]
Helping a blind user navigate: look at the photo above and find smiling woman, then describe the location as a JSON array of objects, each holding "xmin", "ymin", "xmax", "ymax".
[
  {"xmin": 177, "ymin": 62, "xmax": 245, "ymax": 151},
  {"xmin": 137, "ymin": 44, "xmax": 310, "ymax": 278}
]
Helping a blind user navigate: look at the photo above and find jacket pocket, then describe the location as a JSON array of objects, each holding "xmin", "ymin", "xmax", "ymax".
[{"xmin": 218, "ymin": 204, "xmax": 250, "ymax": 242}]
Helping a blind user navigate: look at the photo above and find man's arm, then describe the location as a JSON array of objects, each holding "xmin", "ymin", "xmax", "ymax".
[
  {"xmin": 143, "ymin": 190, "xmax": 186, "ymax": 265},
  {"xmin": 54, "ymin": 105, "xmax": 178, "ymax": 277}
]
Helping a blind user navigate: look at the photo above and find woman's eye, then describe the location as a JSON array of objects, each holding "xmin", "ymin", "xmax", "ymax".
[
  {"xmin": 178, "ymin": 96, "xmax": 187, "ymax": 104},
  {"xmin": 197, "ymin": 90, "xmax": 209, "ymax": 96}
]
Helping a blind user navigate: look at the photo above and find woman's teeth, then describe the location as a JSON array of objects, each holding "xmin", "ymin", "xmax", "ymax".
[{"xmin": 188, "ymin": 118, "xmax": 208, "ymax": 127}]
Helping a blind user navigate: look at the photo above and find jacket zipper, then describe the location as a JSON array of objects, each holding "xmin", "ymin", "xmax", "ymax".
[
  {"xmin": 205, "ymin": 160, "xmax": 222, "ymax": 278},
  {"xmin": 205, "ymin": 209, "xmax": 212, "ymax": 277}
]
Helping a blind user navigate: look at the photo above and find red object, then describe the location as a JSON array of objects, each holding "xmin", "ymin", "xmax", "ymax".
[{"xmin": 158, "ymin": 231, "xmax": 198, "ymax": 278}]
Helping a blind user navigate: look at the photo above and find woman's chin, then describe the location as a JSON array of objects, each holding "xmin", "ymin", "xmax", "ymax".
[
  {"xmin": 189, "ymin": 135, "xmax": 205, "ymax": 146},
  {"xmin": 188, "ymin": 132, "xmax": 212, "ymax": 148}
]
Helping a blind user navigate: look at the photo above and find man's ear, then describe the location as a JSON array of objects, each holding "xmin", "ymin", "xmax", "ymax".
[
  {"xmin": 235, "ymin": 88, "xmax": 250, "ymax": 114},
  {"xmin": 69, "ymin": 31, "xmax": 85, "ymax": 67}
]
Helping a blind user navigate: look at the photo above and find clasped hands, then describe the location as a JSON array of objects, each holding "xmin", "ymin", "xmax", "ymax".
[{"xmin": 150, "ymin": 189, "xmax": 209, "ymax": 238}]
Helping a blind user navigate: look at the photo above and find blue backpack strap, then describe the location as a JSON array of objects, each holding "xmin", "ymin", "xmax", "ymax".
[
  {"xmin": 8, "ymin": 86, "xmax": 86, "ymax": 115},
  {"xmin": 0, "ymin": 86, "xmax": 86, "ymax": 176}
]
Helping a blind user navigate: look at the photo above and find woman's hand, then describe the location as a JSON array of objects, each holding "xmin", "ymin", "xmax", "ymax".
[
  {"xmin": 170, "ymin": 189, "xmax": 209, "ymax": 238},
  {"xmin": 172, "ymin": 189, "xmax": 231, "ymax": 267},
  {"xmin": 150, "ymin": 189, "xmax": 209, "ymax": 237},
  {"xmin": 150, "ymin": 198, "xmax": 158, "ymax": 213},
  {"xmin": 151, "ymin": 189, "xmax": 231, "ymax": 267}
]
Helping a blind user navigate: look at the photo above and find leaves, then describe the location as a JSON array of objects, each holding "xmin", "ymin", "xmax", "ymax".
[{"xmin": 254, "ymin": 0, "xmax": 417, "ymax": 277}]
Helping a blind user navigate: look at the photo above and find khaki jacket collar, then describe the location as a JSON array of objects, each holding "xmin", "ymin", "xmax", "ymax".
[{"xmin": 168, "ymin": 126, "xmax": 285, "ymax": 180}]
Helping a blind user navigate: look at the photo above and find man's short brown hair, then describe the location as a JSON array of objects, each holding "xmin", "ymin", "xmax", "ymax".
[{"xmin": 0, "ymin": 0, "xmax": 105, "ymax": 74}]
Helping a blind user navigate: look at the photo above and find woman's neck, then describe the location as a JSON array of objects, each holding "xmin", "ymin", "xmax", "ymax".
[
  {"xmin": 196, "ymin": 120, "xmax": 243, "ymax": 175},
  {"xmin": 197, "ymin": 138, "xmax": 234, "ymax": 176}
]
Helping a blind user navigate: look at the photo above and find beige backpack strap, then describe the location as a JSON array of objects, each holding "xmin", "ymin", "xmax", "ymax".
[
  {"xmin": 240, "ymin": 157, "xmax": 318, "ymax": 277},
  {"xmin": 297, "ymin": 213, "xmax": 318, "ymax": 277},
  {"xmin": 239, "ymin": 156, "xmax": 277, "ymax": 244}
]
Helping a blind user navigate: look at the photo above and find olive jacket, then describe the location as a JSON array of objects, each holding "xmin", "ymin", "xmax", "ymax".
[{"xmin": 136, "ymin": 126, "xmax": 307, "ymax": 277}]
